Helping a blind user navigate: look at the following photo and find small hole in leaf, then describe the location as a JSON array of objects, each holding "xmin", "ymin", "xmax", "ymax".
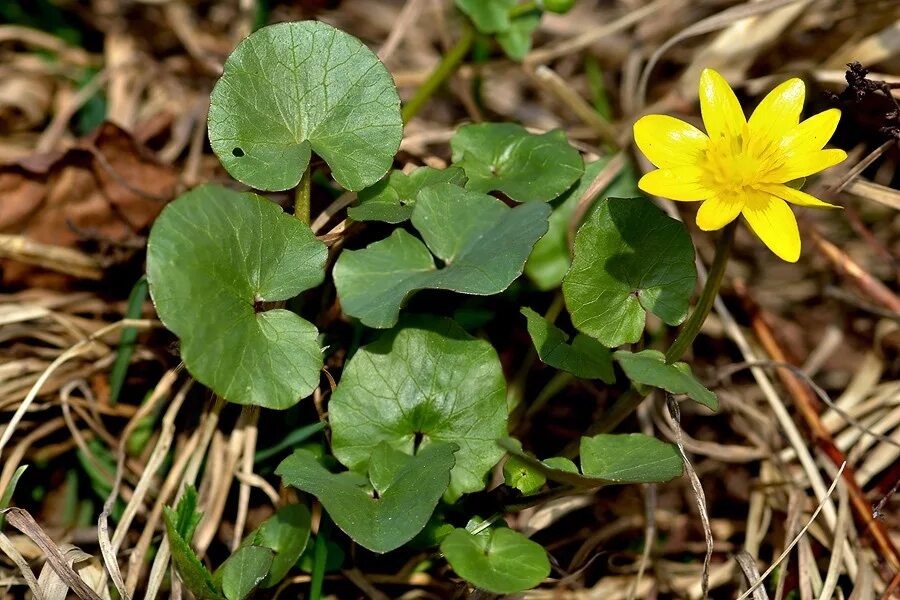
[{"xmin": 232, "ymin": 147, "xmax": 245, "ymax": 157}]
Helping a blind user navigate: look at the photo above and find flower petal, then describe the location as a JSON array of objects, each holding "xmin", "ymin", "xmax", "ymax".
[
  {"xmin": 696, "ymin": 193, "xmax": 744, "ymax": 231},
  {"xmin": 748, "ymin": 78, "xmax": 805, "ymax": 149},
  {"xmin": 633, "ymin": 115, "xmax": 709, "ymax": 168},
  {"xmin": 763, "ymin": 183, "xmax": 840, "ymax": 209},
  {"xmin": 699, "ymin": 68, "xmax": 746, "ymax": 141},
  {"xmin": 778, "ymin": 108, "xmax": 842, "ymax": 156},
  {"xmin": 770, "ymin": 148, "xmax": 847, "ymax": 181},
  {"xmin": 741, "ymin": 192, "xmax": 801, "ymax": 262},
  {"xmin": 638, "ymin": 167, "xmax": 715, "ymax": 201}
]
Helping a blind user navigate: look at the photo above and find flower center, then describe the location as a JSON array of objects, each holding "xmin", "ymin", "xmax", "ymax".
[{"xmin": 703, "ymin": 124, "xmax": 777, "ymax": 193}]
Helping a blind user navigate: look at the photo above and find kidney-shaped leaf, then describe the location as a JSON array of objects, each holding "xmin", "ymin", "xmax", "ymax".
[
  {"xmin": 441, "ymin": 527, "xmax": 550, "ymax": 594},
  {"xmin": 328, "ymin": 317, "xmax": 507, "ymax": 498},
  {"xmin": 521, "ymin": 307, "xmax": 614, "ymax": 382},
  {"xmin": 451, "ymin": 123, "xmax": 583, "ymax": 202},
  {"xmin": 349, "ymin": 166, "xmax": 467, "ymax": 223},
  {"xmin": 562, "ymin": 197, "xmax": 696, "ymax": 347},
  {"xmin": 580, "ymin": 433, "xmax": 683, "ymax": 483},
  {"xmin": 614, "ymin": 349, "xmax": 718, "ymax": 410},
  {"xmin": 276, "ymin": 443, "xmax": 456, "ymax": 553},
  {"xmin": 147, "ymin": 184, "xmax": 327, "ymax": 409},
  {"xmin": 241, "ymin": 503, "xmax": 311, "ymax": 588},
  {"xmin": 209, "ymin": 21, "xmax": 402, "ymax": 192},
  {"xmin": 334, "ymin": 183, "xmax": 550, "ymax": 328},
  {"xmin": 525, "ymin": 158, "xmax": 640, "ymax": 290}
]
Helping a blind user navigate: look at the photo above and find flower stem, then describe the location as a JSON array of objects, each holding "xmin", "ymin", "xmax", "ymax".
[
  {"xmin": 401, "ymin": 24, "xmax": 475, "ymax": 124},
  {"xmin": 294, "ymin": 164, "xmax": 311, "ymax": 225},
  {"xmin": 664, "ymin": 221, "xmax": 736, "ymax": 364},
  {"xmin": 509, "ymin": 1, "xmax": 539, "ymax": 17}
]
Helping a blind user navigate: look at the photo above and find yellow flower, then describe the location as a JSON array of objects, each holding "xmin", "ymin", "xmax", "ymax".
[{"xmin": 633, "ymin": 69, "xmax": 847, "ymax": 262}]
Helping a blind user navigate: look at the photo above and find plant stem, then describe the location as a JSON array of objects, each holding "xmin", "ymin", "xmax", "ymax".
[
  {"xmin": 664, "ymin": 221, "xmax": 736, "ymax": 364},
  {"xmin": 309, "ymin": 514, "xmax": 330, "ymax": 600},
  {"xmin": 294, "ymin": 164, "xmax": 311, "ymax": 225},
  {"xmin": 401, "ymin": 24, "xmax": 475, "ymax": 124}
]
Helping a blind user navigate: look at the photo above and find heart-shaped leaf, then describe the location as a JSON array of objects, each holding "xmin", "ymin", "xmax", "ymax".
[
  {"xmin": 348, "ymin": 166, "xmax": 467, "ymax": 223},
  {"xmin": 614, "ymin": 349, "xmax": 718, "ymax": 410},
  {"xmin": 276, "ymin": 443, "xmax": 456, "ymax": 553},
  {"xmin": 215, "ymin": 546, "xmax": 273, "ymax": 600},
  {"xmin": 451, "ymin": 123, "xmax": 583, "ymax": 202},
  {"xmin": 240, "ymin": 504, "xmax": 311, "ymax": 588},
  {"xmin": 455, "ymin": 0, "xmax": 516, "ymax": 33},
  {"xmin": 328, "ymin": 317, "xmax": 508, "ymax": 498},
  {"xmin": 497, "ymin": 13, "xmax": 541, "ymax": 60},
  {"xmin": 441, "ymin": 527, "xmax": 550, "ymax": 594},
  {"xmin": 521, "ymin": 307, "xmax": 614, "ymax": 382},
  {"xmin": 562, "ymin": 197, "xmax": 696, "ymax": 347},
  {"xmin": 333, "ymin": 183, "xmax": 550, "ymax": 328},
  {"xmin": 208, "ymin": 21, "xmax": 402, "ymax": 192},
  {"xmin": 147, "ymin": 184, "xmax": 327, "ymax": 409},
  {"xmin": 580, "ymin": 433, "xmax": 683, "ymax": 483},
  {"xmin": 525, "ymin": 159, "xmax": 640, "ymax": 290}
]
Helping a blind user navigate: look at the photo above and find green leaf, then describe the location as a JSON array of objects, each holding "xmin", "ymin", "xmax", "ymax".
[
  {"xmin": 455, "ymin": 0, "xmax": 516, "ymax": 33},
  {"xmin": 333, "ymin": 183, "xmax": 550, "ymax": 328},
  {"xmin": 525, "ymin": 159, "xmax": 640, "ymax": 290},
  {"xmin": 451, "ymin": 123, "xmax": 583, "ymax": 202},
  {"xmin": 497, "ymin": 13, "xmax": 540, "ymax": 60},
  {"xmin": 614, "ymin": 349, "xmax": 718, "ymax": 410},
  {"xmin": 147, "ymin": 184, "xmax": 327, "ymax": 409},
  {"xmin": 502, "ymin": 440, "xmax": 545, "ymax": 495},
  {"xmin": 297, "ymin": 536, "xmax": 344, "ymax": 573},
  {"xmin": 276, "ymin": 443, "xmax": 456, "ymax": 553},
  {"xmin": 441, "ymin": 527, "xmax": 550, "ymax": 594},
  {"xmin": 562, "ymin": 197, "xmax": 696, "ymax": 347},
  {"xmin": 580, "ymin": 433, "xmax": 683, "ymax": 483},
  {"xmin": 0, "ymin": 465, "xmax": 27, "ymax": 530},
  {"xmin": 542, "ymin": 457, "xmax": 578, "ymax": 473},
  {"xmin": 328, "ymin": 317, "xmax": 507, "ymax": 498},
  {"xmin": 521, "ymin": 307, "xmax": 614, "ymax": 382},
  {"xmin": 348, "ymin": 166, "xmax": 467, "ymax": 223},
  {"xmin": 368, "ymin": 443, "xmax": 414, "ymax": 496},
  {"xmin": 163, "ymin": 489, "xmax": 224, "ymax": 600},
  {"xmin": 216, "ymin": 546, "xmax": 273, "ymax": 600},
  {"xmin": 241, "ymin": 504, "xmax": 311, "ymax": 588},
  {"xmin": 208, "ymin": 21, "xmax": 402, "ymax": 192}
]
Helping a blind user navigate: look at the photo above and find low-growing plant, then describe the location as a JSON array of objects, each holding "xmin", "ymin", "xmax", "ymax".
[{"xmin": 145, "ymin": 9, "xmax": 846, "ymax": 597}]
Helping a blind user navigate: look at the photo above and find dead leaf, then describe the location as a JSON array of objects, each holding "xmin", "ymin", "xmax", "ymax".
[{"xmin": 0, "ymin": 122, "xmax": 177, "ymax": 286}]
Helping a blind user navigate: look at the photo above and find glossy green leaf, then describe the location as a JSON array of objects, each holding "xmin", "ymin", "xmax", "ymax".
[
  {"xmin": 455, "ymin": 0, "xmax": 515, "ymax": 33},
  {"xmin": 333, "ymin": 183, "xmax": 550, "ymax": 328},
  {"xmin": 328, "ymin": 317, "xmax": 507, "ymax": 498},
  {"xmin": 521, "ymin": 307, "xmax": 614, "ymax": 382},
  {"xmin": 580, "ymin": 434, "xmax": 683, "ymax": 483},
  {"xmin": 441, "ymin": 527, "xmax": 550, "ymax": 594},
  {"xmin": 241, "ymin": 504, "xmax": 311, "ymax": 588},
  {"xmin": 276, "ymin": 443, "xmax": 456, "ymax": 553},
  {"xmin": 147, "ymin": 185, "xmax": 327, "ymax": 409},
  {"xmin": 451, "ymin": 123, "xmax": 583, "ymax": 202},
  {"xmin": 348, "ymin": 166, "xmax": 467, "ymax": 223},
  {"xmin": 216, "ymin": 546, "xmax": 273, "ymax": 600},
  {"xmin": 163, "ymin": 489, "xmax": 223, "ymax": 600},
  {"xmin": 614, "ymin": 349, "xmax": 718, "ymax": 410},
  {"xmin": 208, "ymin": 21, "xmax": 402, "ymax": 192},
  {"xmin": 497, "ymin": 13, "xmax": 540, "ymax": 60},
  {"xmin": 562, "ymin": 197, "xmax": 696, "ymax": 347},
  {"xmin": 525, "ymin": 159, "xmax": 640, "ymax": 290}
]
